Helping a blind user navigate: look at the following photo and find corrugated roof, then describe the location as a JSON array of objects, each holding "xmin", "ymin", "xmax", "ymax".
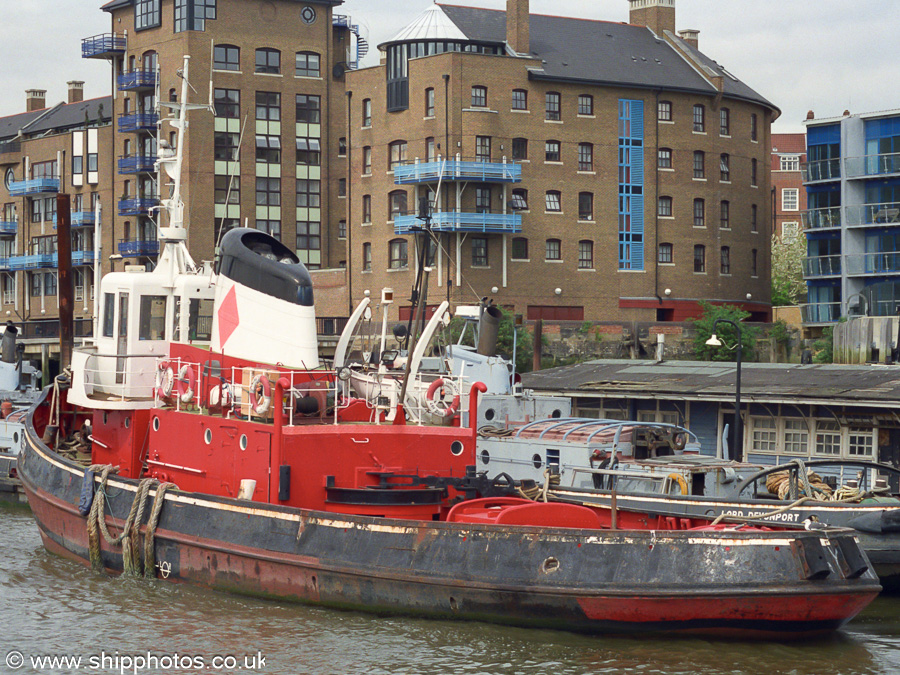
[{"xmin": 385, "ymin": 4, "xmax": 468, "ymax": 44}]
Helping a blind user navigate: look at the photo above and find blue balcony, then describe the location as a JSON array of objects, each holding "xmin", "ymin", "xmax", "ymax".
[
  {"xmin": 800, "ymin": 302, "xmax": 842, "ymax": 324},
  {"xmin": 8, "ymin": 178, "xmax": 60, "ymax": 197},
  {"xmin": 844, "ymin": 202, "xmax": 900, "ymax": 228},
  {"xmin": 117, "ymin": 69, "xmax": 158, "ymax": 91},
  {"xmin": 82, "ymin": 33, "xmax": 126, "ymax": 59},
  {"xmin": 394, "ymin": 158, "xmax": 521, "ymax": 184},
  {"xmin": 118, "ymin": 155, "xmax": 157, "ymax": 174},
  {"xmin": 845, "ymin": 252, "xmax": 900, "ymax": 277},
  {"xmin": 394, "ymin": 211, "xmax": 522, "ymax": 234},
  {"xmin": 0, "ymin": 259, "xmax": 9, "ymax": 271},
  {"xmin": 118, "ymin": 197, "xmax": 158, "ymax": 216},
  {"xmin": 802, "ymin": 255, "xmax": 842, "ymax": 279},
  {"xmin": 0, "ymin": 221, "xmax": 16, "ymax": 236},
  {"xmin": 801, "ymin": 159, "xmax": 841, "ymax": 183},
  {"xmin": 72, "ymin": 250, "xmax": 96, "ymax": 266},
  {"xmin": 118, "ymin": 113, "xmax": 159, "ymax": 133},
  {"xmin": 10, "ymin": 254, "xmax": 57, "ymax": 270},
  {"xmin": 118, "ymin": 239, "xmax": 159, "ymax": 257},
  {"xmin": 845, "ymin": 152, "xmax": 900, "ymax": 179},
  {"xmin": 51, "ymin": 211, "xmax": 95, "ymax": 228},
  {"xmin": 802, "ymin": 206, "xmax": 841, "ymax": 231}
]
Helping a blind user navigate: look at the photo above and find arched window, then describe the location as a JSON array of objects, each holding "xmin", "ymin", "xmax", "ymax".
[
  {"xmin": 578, "ymin": 143, "xmax": 593, "ymax": 171},
  {"xmin": 425, "ymin": 88, "xmax": 435, "ymax": 117},
  {"xmin": 471, "ymin": 85, "xmax": 487, "ymax": 108},
  {"xmin": 213, "ymin": 44, "xmax": 240, "ymax": 71},
  {"xmin": 388, "ymin": 190, "xmax": 407, "ymax": 220},
  {"xmin": 296, "ymin": 51, "xmax": 320, "ymax": 78},
  {"xmin": 389, "ymin": 238, "xmax": 408, "ymax": 269},
  {"xmin": 362, "ymin": 242, "xmax": 372, "ymax": 271},
  {"xmin": 545, "ymin": 238, "xmax": 561, "ymax": 260},
  {"xmin": 578, "ymin": 192, "xmax": 593, "ymax": 220},
  {"xmin": 692, "ymin": 104, "xmax": 705, "ymax": 132},
  {"xmin": 545, "ymin": 190, "xmax": 561, "ymax": 212},
  {"xmin": 693, "ymin": 245, "xmax": 706, "ymax": 273},
  {"xmin": 388, "ymin": 140, "xmax": 407, "ymax": 170},
  {"xmin": 720, "ymin": 153, "xmax": 730, "ymax": 181},
  {"xmin": 578, "ymin": 240, "xmax": 593, "ymax": 269},
  {"xmin": 658, "ymin": 196, "xmax": 673, "ymax": 217},
  {"xmin": 545, "ymin": 92, "xmax": 561, "ymax": 121},
  {"xmin": 255, "ymin": 48, "xmax": 281, "ymax": 74},
  {"xmin": 719, "ymin": 107, "xmax": 730, "ymax": 136},
  {"xmin": 693, "ymin": 198, "xmax": 705, "ymax": 227},
  {"xmin": 512, "ymin": 89, "xmax": 528, "ymax": 110},
  {"xmin": 658, "ymin": 147, "xmax": 672, "ymax": 169},
  {"xmin": 658, "ymin": 243, "xmax": 673, "ymax": 264},
  {"xmin": 720, "ymin": 246, "xmax": 731, "ymax": 274},
  {"xmin": 693, "ymin": 151, "xmax": 705, "ymax": 178},
  {"xmin": 362, "ymin": 99, "xmax": 372, "ymax": 127},
  {"xmin": 720, "ymin": 200, "xmax": 730, "ymax": 228}
]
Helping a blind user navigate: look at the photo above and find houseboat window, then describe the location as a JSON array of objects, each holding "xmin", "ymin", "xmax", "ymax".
[
  {"xmin": 139, "ymin": 296, "xmax": 168, "ymax": 340},
  {"xmin": 189, "ymin": 298, "xmax": 214, "ymax": 341},
  {"xmin": 118, "ymin": 294, "xmax": 129, "ymax": 337},
  {"xmin": 102, "ymin": 293, "xmax": 115, "ymax": 338}
]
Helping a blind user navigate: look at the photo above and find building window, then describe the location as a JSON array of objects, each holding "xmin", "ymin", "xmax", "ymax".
[
  {"xmin": 362, "ymin": 195, "xmax": 372, "ymax": 223},
  {"xmin": 782, "ymin": 221, "xmax": 800, "ymax": 241},
  {"xmin": 720, "ymin": 200, "xmax": 730, "ymax": 229},
  {"xmin": 475, "ymin": 187, "xmax": 491, "ymax": 213},
  {"xmin": 255, "ymin": 135, "xmax": 280, "ymax": 163},
  {"xmin": 751, "ymin": 158, "xmax": 758, "ymax": 186},
  {"xmin": 389, "ymin": 190, "xmax": 407, "ymax": 220},
  {"xmin": 545, "ymin": 92, "xmax": 561, "ymax": 121},
  {"xmin": 751, "ymin": 248, "xmax": 758, "ymax": 276},
  {"xmin": 545, "ymin": 191, "xmax": 561, "ymax": 212},
  {"xmin": 750, "ymin": 113, "xmax": 758, "ymax": 141},
  {"xmin": 512, "ymin": 89, "xmax": 528, "ymax": 110},
  {"xmin": 720, "ymin": 153, "xmax": 730, "ymax": 181},
  {"xmin": 578, "ymin": 143, "xmax": 593, "ymax": 171},
  {"xmin": 780, "ymin": 155, "xmax": 800, "ymax": 171},
  {"xmin": 658, "ymin": 196, "xmax": 673, "ymax": 217},
  {"xmin": 295, "ymin": 138, "xmax": 321, "ymax": 166},
  {"xmin": 296, "ymin": 179, "xmax": 320, "ymax": 208},
  {"xmin": 512, "ymin": 237, "xmax": 528, "ymax": 260},
  {"xmin": 214, "ymin": 175, "xmax": 239, "ymax": 204},
  {"xmin": 512, "ymin": 138, "xmax": 528, "ymax": 160},
  {"xmin": 212, "ymin": 130, "xmax": 236, "ymax": 160},
  {"xmin": 213, "ymin": 44, "xmax": 239, "ymax": 71},
  {"xmin": 362, "ymin": 99, "xmax": 372, "ymax": 127},
  {"xmin": 693, "ymin": 150, "xmax": 705, "ymax": 178},
  {"xmin": 295, "ymin": 51, "xmax": 320, "ymax": 77},
  {"xmin": 782, "ymin": 188, "xmax": 799, "ymax": 211},
  {"xmin": 511, "ymin": 188, "xmax": 528, "ymax": 210},
  {"xmin": 578, "ymin": 240, "xmax": 593, "ymax": 269},
  {"xmin": 362, "ymin": 146, "xmax": 372, "ymax": 174},
  {"xmin": 658, "ymin": 148, "xmax": 672, "ymax": 169},
  {"xmin": 720, "ymin": 246, "xmax": 731, "ymax": 274},
  {"xmin": 692, "ymin": 104, "xmax": 705, "ymax": 132},
  {"xmin": 338, "ymin": 178, "xmax": 346, "ymax": 197},
  {"xmin": 471, "ymin": 237, "xmax": 488, "ymax": 267},
  {"xmin": 694, "ymin": 244, "xmax": 706, "ymax": 273},
  {"xmin": 135, "ymin": 0, "xmax": 162, "ymax": 30},
  {"xmin": 751, "ymin": 204, "xmax": 758, "ymax": 232},
  {"xmin": 388, "ymin": 140, "xmax": 408, "ymax": 170},
  {"xmin": 476, "ymin": 136, "xmax": 492, "ymax": 161},
  {"xmin": 362, "ymin": 242, "xmax": 372, "ymax": 271},
  {"xmin": 544, "ymin": 140, "xmax": 561, "ymax": 162},
  {"xmin": 545, "ymin": 238, "xmax": 561, "ymax": 260},
  {"xmin": 578, "ymin": 192, "xmax": 593, "ymax": 220},
  {"xmin": 719, "ymin": 107, "xmax": 730, "ymax": 136},
  {"xmin": 256, "ymin": 220, "xmax": 281, "ymax": 239},
  {"xmin": 389, "ymin": 238, "xmax": 408, "ymax": 269},
  {"xmin": 295, "ymin": 94, "xmax": 320, "ymax": 123},
  {"xmin": 255, "ymin": 91, "xmax": 280, "ymax": 121},
  {"xmin": 783, "ymin": 420, "xmax": 809, "ymax": 455},
  {"xmin": 658, "ymin": 242, "xmax": 673, "ymax": 263},
  {"xmin": 426, "ymin": 137, "xmax": 436, "ymax": 162},
  {"xmin": 338, "ymin": 137, "xmax": 347, "ymax": 156},
  {"xmin": 214, "ymin": 88, "xmax": 239, "ymax": 118},
  {"xmin": 174, "ymin": 0, "xmax": 216, "ymax": 32},
  {"xmin": 425, "ymin": 88, "xmax": 435, "ymax": 117},
  {"xmin": 296, "ymin": 222, "xmax": 320, "ymax": 262},
  {"xmin": 751, "ymin": 418, "xmax": 777, "ymax": 453},
  {"xmin": 471, "ymin": 85, "xmax": 487, "ymax": 108},
  {"xmin": 815, "ymin": 421, "xmax": 841, "ymax": 456},
  {"xmin": 848, "ymin": 427, "xmax": 875, "ymax": 458},
  {"xmin": 578, "ymin": 94, "xmax": 594, "ymax": 116},
  {"xmin": 658, "ymin": 100, "xmax": 672, "ymax": 121},
  {"xmin": 255, "ymin": 48, "xmax": 281, "ymax": 74}
]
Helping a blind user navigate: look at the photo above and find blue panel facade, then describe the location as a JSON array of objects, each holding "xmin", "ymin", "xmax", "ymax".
[
  {"xmin": 865, "ymin": 116, "xmax": 900, "ymax": 141},
  {"xmin": 617, "ymin": 99, "xmax": 644, "ymax": 270},
  {"xmin": 807, "ymin": 124, "xmax": 840, "ymax": 146}
]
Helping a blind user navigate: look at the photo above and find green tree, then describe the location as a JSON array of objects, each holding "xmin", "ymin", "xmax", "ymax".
[
  {"xmin": 771, "ymin": 232, "xmax": 806, "ymax": 306},
  {"xmin": 690, "ymin": 300, "xmax": 760, "ymax": 361}
]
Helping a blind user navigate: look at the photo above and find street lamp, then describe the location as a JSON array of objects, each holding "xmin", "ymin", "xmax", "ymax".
[{"xmin": 705, "ymin": 318, "xmax": 743, "ymax": 462}]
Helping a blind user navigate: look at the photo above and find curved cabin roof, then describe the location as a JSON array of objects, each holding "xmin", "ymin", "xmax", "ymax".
[{"xmin": 379, "ymin": 3, "xmax": 778, "ymax": 116}]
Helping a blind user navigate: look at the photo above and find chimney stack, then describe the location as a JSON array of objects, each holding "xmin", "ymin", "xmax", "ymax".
[
  {"xmin": 507, "ymin": 0, "xmax": 530, "ymax": 54},
  {"xmin": 67, "ymin": 81, "xmax": 85, "ymax": 104},
  {"xmin": 26, "ymin": 89, "xmax": 47, "ymax": 113},
  {"xmin": 629, "ymin": 0, "xmax": 676, "ymax": 37},
  {"xmin": 677, "ymin": 29, "xmax": 699, "ymax": 49}
]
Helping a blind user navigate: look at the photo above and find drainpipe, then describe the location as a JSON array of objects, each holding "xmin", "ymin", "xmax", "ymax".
[
  {"xmin": 443, "ymin": 73, "xmax": 451, "ymax": 305},
  {"xmin": 346, "ymin": 90, "xmax": 353, "ymax": 314},
  {"xmin": 653, "ymin": 89, "xmax": 663, "ymax": 309}
]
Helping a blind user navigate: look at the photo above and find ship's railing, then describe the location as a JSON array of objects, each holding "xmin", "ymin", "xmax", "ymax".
[
  {"xmin": 228, "ymin": 366, "xmax": 340, "ymax": 426},
  {"xmin": 82, "ymin": 353, "xmax": 159, "ymax": 401}
]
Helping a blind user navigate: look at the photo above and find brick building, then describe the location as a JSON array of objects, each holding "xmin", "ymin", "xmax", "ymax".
[
  {"xmin": 771, "ymin": 132, "xmax": 807, "ymax": 243},
  {"xmin": 346, "ymin": 0, "xmax": 779, "ymax": 322}
]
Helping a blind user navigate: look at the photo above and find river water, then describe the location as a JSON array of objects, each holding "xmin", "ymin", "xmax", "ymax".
[{"xmin": 2, "ymin": 502, "xmax": 900, "ymax": 675}]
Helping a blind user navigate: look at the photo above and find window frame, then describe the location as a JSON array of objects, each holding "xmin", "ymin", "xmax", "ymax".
[
  {"xmin": 471, "ymin": 85, "xmax": 487, "ymax": 108},
  {"xmin": 658, "ymin": 195, "xmax": 673, "ymax": 217},
  {"xmin": 545, "ymin": 238, "xmax": 562, "ymax": 261},
  {"xmin": 578, "ymin": 94, "xmax": 594, "ymax": 116},
  {"xmin": 544, "ymin": 140, "xmax": 561, "ymax": 163},
  {"xmin": 545, "ymin": 92, "xmax": 561, "ymax": 121},
  {"xmin": 693, "ymin": 104, "xmax": 705, "ymax": 132},
  {"xmin": 295, "ymin": 51, "xmax": 320, "ymax": 78},
  {"xmin": 578, "ymin": 143, "xmax": 593, "ymax": 171},
  {"xmin": 545, "ymin": 190, "xmax": 561, "ymax": 212},
  {"xmin": 658, "ymin": 242, "xmax": 673, "ymax": 264},
  {"xmin": 213, "ymin": 44, "xmax": 240, "ymax": 71},
  {"xmin": 512, "ymin": 89, "xmax": 528, "ymax": 111},
  {"xmin": 389, "ymin": 238, "xmax": 409, "ymax": 270},
  {"xmin": 720, "ymin": 246, "xmax": 731, "ymax": 275},
  {"xmin": 693, "ymin": 244, "xmax": 706, "ymax": 273},
  {"xmin": 577, "ymin": 240, "xmax": 593, "ymax": 269},
  {"xmin": 578, "ymin": 192, "xmax": 593, "ymax": 221},
  {"xmin": 255, "ymin": 48, "xmax": 281, "ymax": 75},
  {"xmin": 471, "ymin": 236, "xmax": 488, "ymax": 267},
  {"xmin": 658, "ymin": 147, "xmax": 672, "ymax": 169},
  {"xmin": 658, "ymin": 100, "xmax": 672, "ymax": 122}
]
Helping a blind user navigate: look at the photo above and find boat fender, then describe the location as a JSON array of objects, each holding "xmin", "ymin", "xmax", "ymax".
[
  {"xmin": 667, "ymin": 472, "xmax": 688, "ymax": 496},
  {"xmin": 157, "ymin": 362, "xmax": 175, "ymax": 398},
  {"xmin": 673, "ymin": 432, "xmax": 687, "ymax": 451},
  {"xmin": 78, "ymin": 469, "xmax": 96, "ymax": 516},
  {"xmin": 177, "ymin": 364, "xmax": 196, "ymax": 404},
  {"xmin": 250, "ymin": 375, "xmax": 272, "ymax": 416},
  {"xmin": 426, "ymin": 378, "xmax": 460, "ymax": 418}
]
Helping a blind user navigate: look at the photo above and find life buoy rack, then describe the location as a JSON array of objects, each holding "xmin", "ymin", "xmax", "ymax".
[
  {"xmin": 250, "ymin": 375, "xmax": 272, "ymax": 416},
  {"xmin": 176, "ymin": 364, "xmax": 196, "ymax": 405},
  {"xmin": 156, "ymin": 361, "xmax": 176, "ymax": 400},
  {"xmin": 425, "ymin": 378, "xmax": 460, "ymax": 418}
]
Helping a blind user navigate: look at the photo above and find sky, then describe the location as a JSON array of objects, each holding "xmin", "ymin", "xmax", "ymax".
[{"xmin": 0, "ymin": 0, "xmax": 895, "ymax": 133}]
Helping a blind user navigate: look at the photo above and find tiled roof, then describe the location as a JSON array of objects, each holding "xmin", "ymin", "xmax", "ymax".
[
  {"xmin": 0, "ymin": 97, "xmax": 112, "ymax": 142},
  {"xmin": 772, "ymin": 133, "xmax": 807, "ymax": 154}
]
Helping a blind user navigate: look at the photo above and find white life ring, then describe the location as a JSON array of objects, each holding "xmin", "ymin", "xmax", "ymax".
[
  {"xmin": 425, "ymin": 378, "xmax": 460, "ymax": 418},
  {"xmin": 209, "ymin": 382, "xmax": 233, "ymax": 409},
  {"xmin": 177, "ymin": 364, "xmax": 196, "ymax": 404},
  {"xmin": 250, "ymin": 375, "xmax": 272, "ymax": 416},
  {"xmin": 157, "ymin": 362, "xmax": 175, "ymax": 399}
]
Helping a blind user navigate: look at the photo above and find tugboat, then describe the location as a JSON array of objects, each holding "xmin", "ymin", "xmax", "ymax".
[{"xmin": 16, "ymin": 57, "xmax": 881, "ymax": 638}]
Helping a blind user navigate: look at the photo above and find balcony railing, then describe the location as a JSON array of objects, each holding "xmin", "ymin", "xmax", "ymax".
[
  {"xmin": 118, "ymin": 239, "xmax": 159, "ymax": 257},
  {"xmin": 117, "ymin": 69, "xmax": 158, "ymax": 91},
  {"xmin": 118, "ymin": 197, "xmax": 158, "ymax": 216},
  {"xmin": 800, "ymin": 302, "xmax": 842, "ymax": 324},
  {"xmin": 81, "ymin": 33, "xmax": 126, "ymax": 59},
  {"xmin": 118, "ymin": 155, "xmax": 157, "ymax": 174},
  {"xmin": 52, "ymin": 211, "xmax": 97, "ymax": 228},
  {"xmin": 8, "ymin": 178, "xmax": 60, "ymax": 197},
  {"xmin": 9, "ymin": 253, "xmax": 57, "ymax": 270},
  {"xmin": 845, "ymin": 152, "xmax": 900, "ymax": 179},
  {"xmin": 0, "ymin": 258, "xmax": 9, "ymax": 271},
  {"xmin": 845, "ymin": 252, "xmax": 900, "ymax": 276},
  {"xmin": 844, "ymin": 201, "xmax": 900, "ymax": 228},
  {"xmin": 394, "ymin": 157, "xmax": 522, "ymax": 184},
  {"xmin": 802, "ymin": 206, "xmax": 841, "ymax": 230},
  {"xmin": 394, "ymin": 210, "xmax": 522, "ymax": 234},
  {"xmin": 801, "ymin": 158, "xmax": 841, "ymax": 183},
  {"xmin": 802, "ymin": 254, "xmax": 842, "ymax": 278},
  {"xmin": 72, "ymin": 250, "xmax": 96, "ymax": 266},
  {"xmin": 118, "ymin": 112, "xmax": 159, "ymax": 133},
  {"xmin": 0, "ymin": 221, "xmax": 16, "ymax": 236}
]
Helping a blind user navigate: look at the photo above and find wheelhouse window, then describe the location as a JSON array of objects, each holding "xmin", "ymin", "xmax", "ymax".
[
  {"xmin": 512, "ymin": 89, "xmax": 527, "ymax": 110},
  {"xmin": 389, "ymin": 238, "xmax": 408, "ymax": 269},
  {"xmin": 578, "ymin": 94, "xmax": 594, "ymax": 116},
  {"xmin": 255, "ymin": 48, "xmax": 281, "ymax": 74},
  {"xmin": 693, "ymin": 104, "xmax": 705, "ymax": 132},
  {"xmin": 295, "ymin": 51, "xmax": 320, "ymax": 78},
  {"xmin": 471, "ymin": 85, "xmax": 487, "ymax": 108},
  {"xmin": 102, "ymin": 293, "xmax": 115, "ymax": 337},
  {"xmin": 545, "ymin": 92, "xmax": 561, "ymax": 121},
  {"xmin": 139, "ymin": 296, "xmax": 167, "ymax": 340}
]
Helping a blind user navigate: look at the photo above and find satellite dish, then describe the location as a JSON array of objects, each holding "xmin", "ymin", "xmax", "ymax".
[{"xmin": 333, "ymin": 63, "xmax": 346, "ymax": 79}]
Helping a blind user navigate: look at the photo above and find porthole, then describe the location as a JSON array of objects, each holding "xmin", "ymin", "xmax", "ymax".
[
  {"xmin": 240, "ymin": 434, "xmax": 248, "ymax": 451},
  {"xmin": 541, "ymin": 557, "xmax": 560, "ymax": 574},
  {"xmin": 124, "ymin": 416, "xmax": 131, "ymax": 429},
  {"xmin": 450, "ymin": 440, "xmax": 464, "ymax": 456},
  {"xmin": 13, "ymin": 432, "xmax": 19, "ymax": 444},
  {"xmin": 485, "ymin": 408, "xmax": 496, "ymax": 421},
  {"xmin": 204, "ymin": 428, "xmax": 212, "ymax": 445},
  {"xmin": 300, "ymin": 6, "xmax": 317, "ymax": 24},
  {"xmin": 551, "ymin": 409, "xmax": 562, "ymax": 418},
  {"xmin": 532, "ymin": 453, "xmax": 542, "ymax": 469},
  {"xmin": 480, "ymin": 449, "xmax": 490, "ymax": 465},
  {"xmin": 152, "ymin": 417, "xmax": 160, "ymax": 432}
]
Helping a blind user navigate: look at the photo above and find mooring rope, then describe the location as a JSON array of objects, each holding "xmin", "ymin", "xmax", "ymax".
[{"xmin": 143, "ymin": 482, "xmax": 177, "ymax": 579}]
